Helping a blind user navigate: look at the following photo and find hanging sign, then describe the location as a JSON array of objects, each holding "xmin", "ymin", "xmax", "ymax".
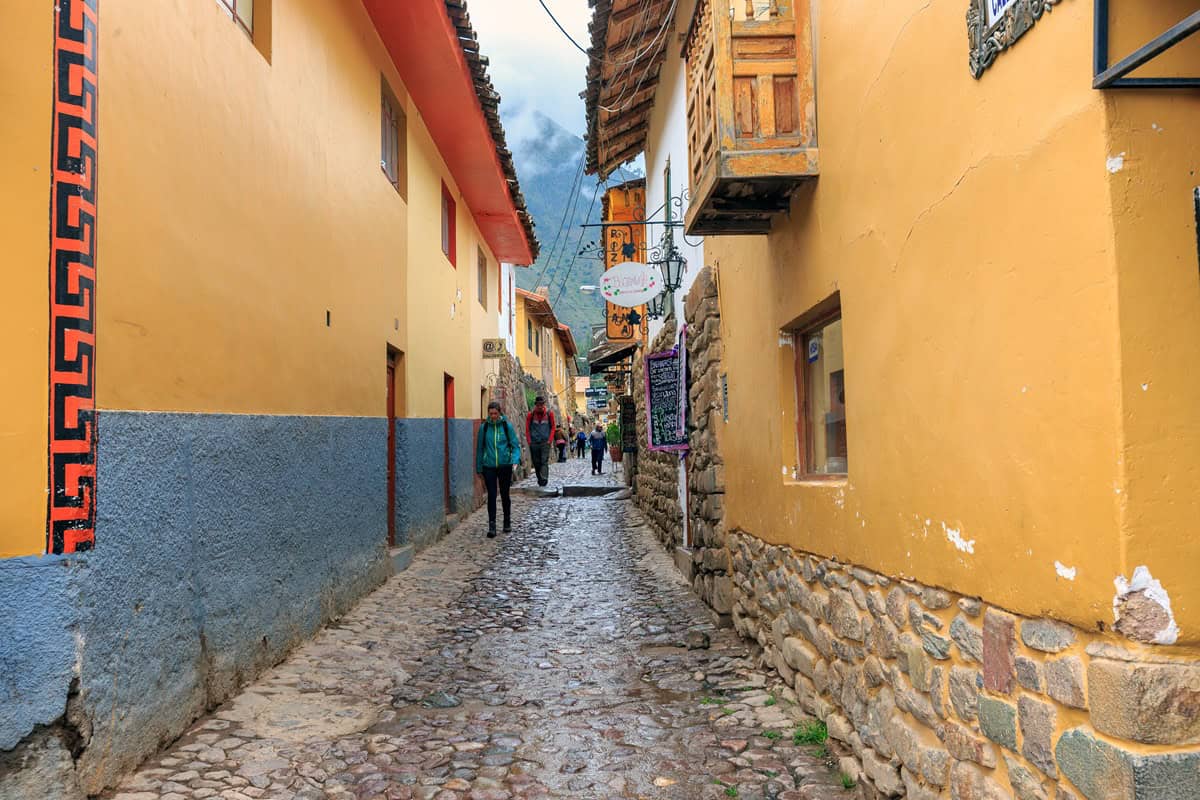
[
  {"xmin": 645, "ymin": 336, "xmax": 688, "ymax": 452},
  {"xmin": 601, "ymin": 261, "xmax": 661, "ymax": 309}
]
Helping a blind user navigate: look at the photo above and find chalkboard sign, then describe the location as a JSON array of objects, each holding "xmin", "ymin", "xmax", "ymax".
[{"xmin": 645, "ymin": 342, "xmax": 688, "ymax": 452}]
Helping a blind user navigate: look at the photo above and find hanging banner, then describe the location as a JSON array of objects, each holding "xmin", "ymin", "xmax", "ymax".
[
  {"xmin": 645, "ymin": 330, "xmax": 688, "ymax": 452},
  {"xmin": 604, "ymin": 217, "xmax": 648, "ymax": 341}
]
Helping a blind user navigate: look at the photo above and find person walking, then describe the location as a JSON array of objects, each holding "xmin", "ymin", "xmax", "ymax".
[
  {"xmin": 525, "ymin": 396, "xmax": 555, "ymax": 487},
  {"xmin": 476, "ymin": 401, "xmax": 521, "ymax": 538},
  {"xmin": 555, "ymin": 426, "xmax": 568, "ymax": 463},
  {"xmin": 588, "ymin": 424, "xmax": 607, "ymax": 475},
  {"xmin": 575, "ymin": 429, "xmax": 587, "ymax": 459}
]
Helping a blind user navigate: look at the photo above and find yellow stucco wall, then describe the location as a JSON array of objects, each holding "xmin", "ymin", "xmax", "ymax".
[
  {"xmin": 0, "ymin": 0, "xmax": 51, "ymax": 558},
  {"xmin": 712, "ymin": 0, "xmax": 1159, "ymax": 637},
  {"xmin": 1102, "ymin": 3, "xmax": 1200, "ymax": 643},
  {"xmin": 98, "ymin": 0, "xmax": 499, "ymax": 423}
]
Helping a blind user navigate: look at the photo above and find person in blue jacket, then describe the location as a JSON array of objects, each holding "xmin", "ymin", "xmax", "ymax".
[{"xmin": 476, "ymin": 401, "xmax": 522, "ymax": 538}]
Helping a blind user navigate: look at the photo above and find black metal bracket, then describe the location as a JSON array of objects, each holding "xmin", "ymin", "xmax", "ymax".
[{"xmin": 1094, "ymin": 0, "xmax": 1200, "ymax": 89}]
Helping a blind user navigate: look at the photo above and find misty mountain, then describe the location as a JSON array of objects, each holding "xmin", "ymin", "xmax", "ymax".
[{"xmin": 504, "ymin": 104, "xmax": 641, "ymax": 359}]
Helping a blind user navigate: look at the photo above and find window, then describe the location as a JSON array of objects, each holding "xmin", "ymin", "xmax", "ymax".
[
  {"xmin": 477, "ymin": 247, "xmax": 488, "ymax": 308},
  {"xmin": 441, "ymin": 183, "xmax": 457, "ymax": 266},
  {"xmin": 381, "ymin": 80, "xmax": 407, "ymax": 199},
  {"xmin": 527, "ymin": 319, "xmax": 533, "ymax": 351},
  {"xmin": 217, "ymin": 0, "xmax": 254, "ymax": 34},
  {"xmin": 794, "ymin": 308, "xmax": 847, "ymax": 477}
]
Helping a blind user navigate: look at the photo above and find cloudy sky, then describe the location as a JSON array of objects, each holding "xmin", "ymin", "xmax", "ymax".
[{"xmin": 468, "ymin": 0, "xmax": 591, "ymax": 139}]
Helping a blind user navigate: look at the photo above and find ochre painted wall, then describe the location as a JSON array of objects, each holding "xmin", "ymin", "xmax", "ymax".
[
  {"xmin": 99, "ymin": 0, "xmax": 409, "ymax": 418},
  {"xmin": 0, "ymin": 0, "xmax": 52, "ymax": 558},
  {"xmin": 98, "ymin": 0, "xmax": 501, "ymax": 424},
  {"xmin": 403, "ymin": 118, "xmax": 500, "ymax": 420},
  {"xmin": 1103, "ymin": 3, "xmax": 1200, "ymax": 645},
  {"xmin": 712, "ymin": 0, "xmax": 1151, "ymax": 637}
]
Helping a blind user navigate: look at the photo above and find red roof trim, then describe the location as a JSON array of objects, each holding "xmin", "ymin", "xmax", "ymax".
[{"xmin": 362, "ymin": 0, "xmax": 537, "ymax": 264}]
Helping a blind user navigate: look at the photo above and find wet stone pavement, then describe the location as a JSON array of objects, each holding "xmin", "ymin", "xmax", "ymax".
[{"xmin": 107, "ymin": 458, "xmax": 851, "ymax": 800}]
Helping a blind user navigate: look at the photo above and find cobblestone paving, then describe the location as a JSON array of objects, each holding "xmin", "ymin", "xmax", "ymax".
[{"xmin": 107, "ymin": 458, "xmax": 848, "ymax": 800}]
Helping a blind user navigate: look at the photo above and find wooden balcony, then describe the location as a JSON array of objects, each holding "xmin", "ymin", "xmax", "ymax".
[{"xmin": 684, "ymin": 0, "xmax": 818, "ymax": 236}]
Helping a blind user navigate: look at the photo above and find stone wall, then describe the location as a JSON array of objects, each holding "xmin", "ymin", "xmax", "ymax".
[
  {"xmin": 632, "ymin": 317, "xmax": 683, "ymax": 547},
  {"xmin": 488, "ymin": 353, "xmax": 532, "ymax": 479},
  {"xmin": 730, "ymin": 533, "xmax": 1200, "ymax": 800},
  {"xmin": 683, "ymin": 267, "xmax": 733, "ymax": 622}
]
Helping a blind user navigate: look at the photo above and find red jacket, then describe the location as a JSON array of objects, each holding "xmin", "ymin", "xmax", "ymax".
[{"xmin": 525, "ymin": 408, "xmax": 556, "ymax": 445}]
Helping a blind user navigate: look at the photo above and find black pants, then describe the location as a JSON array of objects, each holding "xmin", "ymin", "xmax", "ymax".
[
  {"xmin": 576, "ymin": 442, "xmax": 586, "ymax": 458},
  {"xmin": 557, "ymin": 443, "xmax": 567, "ymax": 462},
  {"xmin": 481, "ymin": 465, "xmax": 513, "ymax": 525},
  {"xmin": 591, "ymin": 448, "xmax": 604, "ymax": 473},
  {"xmin": 529, "ymin": 443, "xmax": 550, "ymax": 486}
]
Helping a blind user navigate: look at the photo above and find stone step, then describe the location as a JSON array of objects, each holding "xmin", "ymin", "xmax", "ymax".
[
  {"xmin": 561, "ymin": 485, "xmax": 622, "ymax": 497},
  {"xmin": 389, "ymin": 545, "xmax": 415, "ymax": 573}
]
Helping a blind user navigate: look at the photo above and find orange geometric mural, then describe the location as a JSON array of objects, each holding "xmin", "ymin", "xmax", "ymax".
[{"xmin": 48, "ymin": 0, "xmax": 98, "ymax": 554}]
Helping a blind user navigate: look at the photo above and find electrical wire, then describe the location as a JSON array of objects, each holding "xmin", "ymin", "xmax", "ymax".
[
  {"xmin": 535, "ymin": 0, "xmax": 590, "ymax": 57},
  {"xmin": 531, "ymin": 151, "xmax": 586, "ymax": 290},
  {"xmin": 551, "ymin": 177, "xmax": 604, "ymax": 310}
]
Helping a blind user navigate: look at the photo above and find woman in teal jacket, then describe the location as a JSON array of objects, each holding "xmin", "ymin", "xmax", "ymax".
[{"xmin": 476, "ymin": 401, "xmax": 522, "ymax": 537}]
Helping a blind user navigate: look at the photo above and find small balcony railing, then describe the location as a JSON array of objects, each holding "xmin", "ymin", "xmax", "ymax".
[{"xmin": 684, "ymin": 0, "xmax": 818, "ymax": 236}]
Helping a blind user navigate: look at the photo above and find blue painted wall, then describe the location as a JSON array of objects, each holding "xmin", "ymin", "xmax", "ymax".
[
  {"xmin": 0, "ymin": 556, "xmax": 79, "ymax": 751},
  {"xmin": 0, "ymin": 412, "xmax": 392, "ymax": 794},
  {"xmin": 393, "ymin": 418, "xmax": 445, "ymax": 548},
  {"xmin": 448, "ymin": 419, "xmax": 480, "ymax": 515}
]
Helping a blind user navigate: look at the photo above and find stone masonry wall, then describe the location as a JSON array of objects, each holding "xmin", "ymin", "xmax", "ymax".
[
  {"xmin": 684, "ymin": 267, "xmax": 733, "ymax": 622},
  {"xmin": 730, "ymin": 533, "xmax": 1200, "ymax": 800},
  {"xmin": 489, "ymin": 353, "xmax": 532, "ymax": 479},
  {"xmin": 632, "ymin": 317, "xmax": 682, "ymax": 547}
]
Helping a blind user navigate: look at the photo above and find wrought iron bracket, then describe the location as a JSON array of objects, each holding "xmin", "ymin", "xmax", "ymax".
[{"xmin": 1093, "ymin": 1, "xmax": 1200, "ymax": 89}]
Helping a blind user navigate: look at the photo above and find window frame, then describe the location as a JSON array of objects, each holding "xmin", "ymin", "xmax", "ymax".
[
  {"xmin": 441, "ymin": 183, "xmax": 457, "ymax": 267},
  {"xmin": 477, "ymin": 247, "xmax": 488, "ymax": 309},
  {"xmin": 216, "ymin": 0, "xmax": 254, "ymax": 36},
  {"xmin": 792, "ymin": 301, "xmax": 847, "ymax": 481},
  {"xmin": 380, "ymin": 80, "xmax": 407, "ymax": 199}
]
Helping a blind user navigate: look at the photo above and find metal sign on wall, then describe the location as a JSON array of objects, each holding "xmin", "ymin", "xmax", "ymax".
[{"xmin": 967, "ymin": 0, "xmax": 1061, "ymax": 79}]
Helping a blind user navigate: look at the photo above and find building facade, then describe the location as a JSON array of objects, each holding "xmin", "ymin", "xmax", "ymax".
[
  {"xmin": 587, "ymin": 1, "xmax": 1200, "ymax": 798},
  {"xmin": 0, "ymin": 0, "xmax": 535, "ymax": 795}
]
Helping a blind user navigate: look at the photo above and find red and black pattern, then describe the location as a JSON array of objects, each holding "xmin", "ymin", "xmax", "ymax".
[{"xmin": 48, "ymin": 0, "xmax": 98, "ymax": 555}]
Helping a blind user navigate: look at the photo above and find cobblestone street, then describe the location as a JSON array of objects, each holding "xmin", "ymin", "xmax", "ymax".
[{"xmin": 106, "ymin": 457, "xmax": 848, "ymax": 800}]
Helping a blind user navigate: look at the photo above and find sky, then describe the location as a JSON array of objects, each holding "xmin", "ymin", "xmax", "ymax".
[{"xmin": 467, "ymin": 0, "xmax": 592, "ymax": 139}]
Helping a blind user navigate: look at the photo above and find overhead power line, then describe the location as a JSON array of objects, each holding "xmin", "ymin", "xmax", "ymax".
[{"xmin": 535, "ymin": 0, "xmax": 590, "ymax": 56}]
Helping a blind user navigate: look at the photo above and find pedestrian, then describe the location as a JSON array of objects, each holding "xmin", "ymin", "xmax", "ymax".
[
  {"xmin": 588, "ymin": 424, "xmax": 607, "ymax": 475},
  {"xmin": 525, "ymin": 396, "xmax": 556, "ymax": 487},
  {"xmin": 555, "ymin": 426, "xmax": 568, "ymax": 463},
  {"xmin": 476, "ymin": 401, "xmax": 521, "ymax": 538},
  {"xmin": 575, "ymin": 429, "xmax": 587, "ymax": 459}
]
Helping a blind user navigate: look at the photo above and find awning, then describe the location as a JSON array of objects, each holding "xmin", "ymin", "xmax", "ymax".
[{"xmin": 588, "ymin": 341, "xmax": 639, "ymax": 372}]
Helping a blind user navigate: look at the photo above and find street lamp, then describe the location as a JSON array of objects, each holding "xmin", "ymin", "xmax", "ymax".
[
  {"xmin": 579, "ymin": 285, "xmax": 598, "ymax": 294},
  {"xmin": 646, "ymin": 291, "xmax": 666, "ymax": 320},
  {"xmin": 658, "ymin": 240, "xmax": 687, "ymax": 294}
]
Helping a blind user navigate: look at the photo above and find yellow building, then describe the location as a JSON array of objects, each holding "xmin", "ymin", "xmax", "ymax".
[
  {"xmin": 0, "ymin": 0, "xmax": 535, "ymax": 795},
  {"xmin": 587, "ymin": 1, "xmax": 1200, "ymax": 797},
  {"xmin": 514, "ymin": 288, "xmax": 578, "ymax": 423}
]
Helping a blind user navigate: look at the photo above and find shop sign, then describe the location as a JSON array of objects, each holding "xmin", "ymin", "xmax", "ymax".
[
  {"xmin": 601, "ymin": 261, "xmax": 661, "ymax": 308},
  {"xmin": 645, "ymin": 332, "xmax": 688, "ymax": 452}
]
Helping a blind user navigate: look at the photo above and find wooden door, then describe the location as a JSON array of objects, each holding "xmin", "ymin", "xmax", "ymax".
[
  {"xmin": 387, "ymin": 358, "xmax": 397, "ymax": 547},
  {"xmin": 443, "ymin": 374, "xmax": 455, "ymax": 514}
]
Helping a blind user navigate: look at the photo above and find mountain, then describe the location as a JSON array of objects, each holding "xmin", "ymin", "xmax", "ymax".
[{"xmin": 504, "ymin": 105, "xmax": 640, "ymax": 361}]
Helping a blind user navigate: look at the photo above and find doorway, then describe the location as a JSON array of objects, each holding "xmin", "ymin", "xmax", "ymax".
[
  {"xmin": 443, "ymin": 374, "xmax": 455, "ymax": 514},
  {"xmin": 387, "ymin": 351, "xmax": 398, "ymax": 547}
]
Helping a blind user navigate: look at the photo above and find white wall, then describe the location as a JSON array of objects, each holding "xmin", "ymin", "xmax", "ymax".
[
  {"xmin": 644, "ymin": 0, "xmax": 704, "ymax": 347},
  {"xmin": 642, "ymin": 0, "xmax": 704, "ymax": 548},
  {"xmin": 499, "ymin": 262, "xmax": 518, "ymax": 356}
]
